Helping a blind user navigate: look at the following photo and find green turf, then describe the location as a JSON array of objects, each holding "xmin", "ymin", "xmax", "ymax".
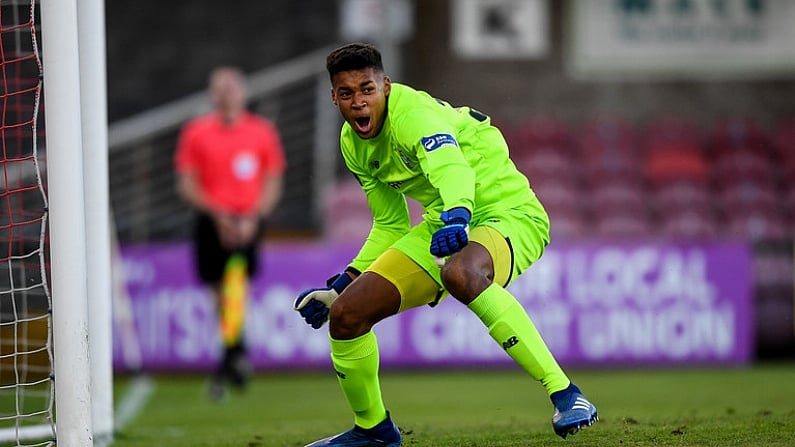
[{"xmin": 111, "ymin": 363, "xmax": 795, "ymax": 447}]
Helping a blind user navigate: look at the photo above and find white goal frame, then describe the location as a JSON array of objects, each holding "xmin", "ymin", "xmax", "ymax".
[{"xmin": 39, "ymin": 0, "xmax": 113, "ymax": 446}]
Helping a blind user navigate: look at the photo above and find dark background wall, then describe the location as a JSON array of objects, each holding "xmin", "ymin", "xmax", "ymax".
[
  {"xmin": 106, "ymin": 0, "xmax": 338, "ymax": 121},
  {"xmin": 106, "ymin": 1, "xmax": 795, "ymax": 128}
]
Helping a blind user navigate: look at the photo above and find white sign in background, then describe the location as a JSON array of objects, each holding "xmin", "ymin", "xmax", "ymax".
[
  {"xmin": 568, "ymin": 0, "xmax": 795, "ymax": 79},
  {"xmin": 452, "ymin": 0, "xmax": 550, "ymax": 59}
]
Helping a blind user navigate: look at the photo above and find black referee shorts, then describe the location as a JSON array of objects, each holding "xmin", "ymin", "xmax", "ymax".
[{"xmin": 193, "ymin": 213, "xmax": 263, "ymax": 284}]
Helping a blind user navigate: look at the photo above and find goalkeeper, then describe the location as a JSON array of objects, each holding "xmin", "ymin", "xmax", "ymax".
[{"xmin": 295, "ymin": 43, "xmax": 597, "ymax": 447}]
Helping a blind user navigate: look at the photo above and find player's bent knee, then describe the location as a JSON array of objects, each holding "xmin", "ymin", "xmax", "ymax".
[
  {"xmin": 439, "ymin": 261, "xmax": 465, "ymax": 293},
  {"xmin": 440, "ymin": 259, "xmax": 489, "ymax": 303},
  {"xmin": 328, "ymin": 299, "xmax": 373, "ymax": 339}
]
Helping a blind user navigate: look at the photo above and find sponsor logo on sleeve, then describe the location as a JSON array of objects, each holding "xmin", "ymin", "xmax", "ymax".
[{"xmin": 421, "ymin": 133, "xmax": 458, "ymax": 152}]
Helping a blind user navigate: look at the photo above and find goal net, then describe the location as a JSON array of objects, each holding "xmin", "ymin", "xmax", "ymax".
[{"xmin": 0, "ymin": 0, "xmax": 55, "ymax": 446}]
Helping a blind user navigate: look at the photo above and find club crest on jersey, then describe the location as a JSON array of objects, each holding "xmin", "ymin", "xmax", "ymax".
[
  {"xmin": 398, "ymin": 150, "xmax": 415, "ymax": 169},
  {"xmin": 421, "ymin": 133, "xmax": 458, "ymax": 152}
]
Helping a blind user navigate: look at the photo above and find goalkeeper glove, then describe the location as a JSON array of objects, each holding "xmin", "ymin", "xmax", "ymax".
[
  {"xmin": 430, "ymin": 207, "xmax": 471, "ymax": 258},
  {"xmin": 294, "ymin": 271, "xmax": 354, "ymax": 329}
]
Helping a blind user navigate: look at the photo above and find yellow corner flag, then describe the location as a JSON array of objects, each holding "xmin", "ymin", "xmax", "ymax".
[{"xmin": 220, "ymin": 254, "xmax": 247, "ymax": 346}]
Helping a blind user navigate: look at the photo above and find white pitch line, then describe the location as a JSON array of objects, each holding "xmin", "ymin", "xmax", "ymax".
[{"xmin": 114, "ymin": 374, "xmax": 155, "ymax": 433}]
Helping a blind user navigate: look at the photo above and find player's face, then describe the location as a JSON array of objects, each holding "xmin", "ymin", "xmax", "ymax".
[{"xmin": 330, "ymin": 67, "xmax": 391, "ymax": 139}]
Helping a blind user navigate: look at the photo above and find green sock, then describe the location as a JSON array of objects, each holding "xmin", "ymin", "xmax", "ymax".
[
  {"xmin": 330, "ymin": 331, "xmax": 387, "ymax": 429},
  {"xmin": 468, "ymin": 283, "xmax": 570, "ymax": 395}
]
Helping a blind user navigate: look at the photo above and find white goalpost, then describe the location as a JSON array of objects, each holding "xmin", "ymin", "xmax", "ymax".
[
  {"xmin": 40, "ymin": 0, "xmax": 94, "ymax": 444},
  {"xmin": 43, "ymin": 0, "xmax": 116, "ymax": 444},
  {"xmin": 0, "ymin": 0, "xmax": 114, "ymax": 445},
  {"xmin": 77, "ymin": 0, "xmax": 115, "ymax": 442}
]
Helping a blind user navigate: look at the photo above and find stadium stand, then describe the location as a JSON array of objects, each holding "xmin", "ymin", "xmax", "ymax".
[
  {"xmin": 711, "ymin": 149, "xmax": 777, "ymax": 190},
  {"xmin": 706, "ymin": 117, "xmax": 771, "ymax": 159},
  {"xmin": 325, "ymin": 178, "xmax": 424, "ymax": 241},
  {"xmin": 513, "ymin": 148, "xmax": 575, "ymax": 185},
  {"xmin": 717, "ymin": 181, "xmax": 779, "ymax": 217},
  {"xmin": 511, "ymin": 117, "xmax": 580, "ymax": 185},
  {"xmin": 578, "ymin": 117, "xmax": 642, "ymax": 186},
  {"xmin": 645, "ymin": 158, "xmax": 709, "ymax": 196},
  {"xmin": 659, "ymin": 208, "xmax": 719, "ymax": 239},
  {"xmin": 327, "ymin": 115, "xmax": 794, "ymax": 242},
  {"xmin": 593, "ymin": 212, "xmax": 654, "ymax": 239},
  {"xmin": 325, "ymin": 178, "xmax": 371, "ymax": 242},
  {"xmin": 725, "ymin": 210, "xmax": 789, "ymax": 241},
  {"xmin": 651, "ymin": 180, "xmax": 713, "ymax": 213},
  {"xmin": 773, "ymin": 117, "xmax": 795, "ymax": 192},
  {"xmin": 642, "ymin": 117, "xmax": 702, "ymax": 151},
  {"xmin": 586, "ymin": 181, "xmax": 648, "ymax": 219},
  {"xmin": 532, "ymin": 178, "xmax": 586, "ymax": 240},
  {"xmin": 641, "ymin": 118, "xmax": 710, "ymax": 189},
  {"xmin": 511, "ymin": 116, "xmax": 575, "ymax": 155}
]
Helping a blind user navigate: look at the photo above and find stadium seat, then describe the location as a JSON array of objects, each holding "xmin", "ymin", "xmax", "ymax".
[
  {"xmin": 657, "ymin": 208, "xmax": 718, "ymax": 239},
  {"xmin": 642, "ymin": 117, "xmax": 701, "ymax": 153},
  {"xmin": 710, "ymin": 148, "xmax": 776, "ymax": 190},
  {"xmin": 325, "ymin": 178, "xmax": 371, "ymax": 241},
  {"xmin": 329, "ymin": 216, "xmax": 372, "ymax": 242},
  {"xmin": 592, "ymin": 212, "xmax": 653, "ymax": 239},
  {"xmin": 325, "ymin": 180, "xmax": 425, "ymax": 240},
  {"xmin": 547, "ymin": 207, "xmax": 587, "ymax": 240},
  {"xmin": 328, "ymin": 178, "xmax": 367, "ymax": 207},
  {"xmin": 706, "ymin": 117, "xmax": 770, "ymax": 159},
  {"xmin": 513, "ymin": 146, "xmax": 578, "ymax": 181},
  {"xmin": 716, "ymin": 181, "xmax": 780, "ymax": 217},
  {"xmin": 772, "ymin": 117, "xmax": 795, "ymax": 188},
  {"xmin": 783, "ymin": 185, "xmax": 795, "ymax": 231},
  {"xmin": 586, "ymin": 181, "xmax": 648, "ymax": 217},
  {"xmin": 578, "ymin": 118, "xmax": 642, "ymax": 185},
  {"xmin": 643, "ymin": 149, "xmax": 709, "ymax": 188},
  {"xmin": 772, "ymin": 116, "xmax": 795, "ymax": 154},
  {"xmin": 511, "ymin": 116, "xmax": 576, "ymax": 157},
  {"xmin": 780, "ymin": 157, "xmax": 795, "ymax": 190},
  {"xmin": 651, "ymin": 180, "xmax": 713, "ymax": 215},
  {"xmin": 533, "ymin": 179, "xmax": 581, "ymax": 214},
  {"xmin": 724, "ymin": 209, "xmax": 789, "ymax": 241},
  {"xmin": 580, "ymin": 117, "xmax": 637, "ymax": 150},
  {"xmin": 641, "ymin": 118, "xmax": 708, "ymax": 188}
]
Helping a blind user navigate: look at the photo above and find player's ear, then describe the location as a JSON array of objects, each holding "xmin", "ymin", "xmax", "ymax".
[
  {"xmin": 383, "ymin": 76, "xmax": 391, "ymax": 96},
  {"xmin": 330, "ymin": 88, "xmax": 337, "ymax": 106}
]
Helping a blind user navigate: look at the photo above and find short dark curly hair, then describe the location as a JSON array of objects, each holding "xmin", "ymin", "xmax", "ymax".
[{"xmin": 326, "ymin": 42, "xmax": 384, "ymax": 80}]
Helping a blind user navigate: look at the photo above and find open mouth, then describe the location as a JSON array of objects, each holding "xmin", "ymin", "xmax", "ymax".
[{"xmin": 354, "ymin": 116, "xmax": 372, "ymax": 135}]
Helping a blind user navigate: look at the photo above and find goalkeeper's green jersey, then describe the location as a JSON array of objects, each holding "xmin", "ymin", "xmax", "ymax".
[{"xmin": 340, "ymin": 83, "xmax": 545, "ymax": 272}]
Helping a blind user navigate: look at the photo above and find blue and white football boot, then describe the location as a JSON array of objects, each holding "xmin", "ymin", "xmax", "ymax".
[
  {"xmin": 304, "ymin": 413, "xmax": 401, "ymax": 447},
  {"xmin": 550, "ymin": 383, "xmax": 598, "ymax": 439}
]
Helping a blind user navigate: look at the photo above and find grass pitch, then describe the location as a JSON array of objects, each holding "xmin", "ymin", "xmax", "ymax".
[{"xmin": 112, "ymin": 363, "xmax": 795, "ymax": 447}]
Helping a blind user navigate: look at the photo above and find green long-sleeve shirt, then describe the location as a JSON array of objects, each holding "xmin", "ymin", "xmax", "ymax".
[{"xmin": 339, "ymin": 83, "xmax": 541, "ymax": 272}]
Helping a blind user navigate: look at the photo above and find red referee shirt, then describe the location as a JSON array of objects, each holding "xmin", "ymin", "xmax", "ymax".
[{"xmin": 175, "ymin": 111, "xmax": 286, "ymax": 215}]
